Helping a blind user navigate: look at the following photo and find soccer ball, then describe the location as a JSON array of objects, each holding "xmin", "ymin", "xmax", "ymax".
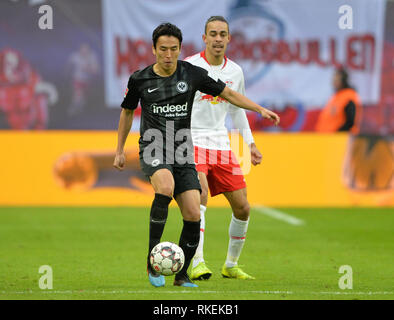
[{"xmin": 149, "ymin": 242, "xmax": 185, "ymax": 276}]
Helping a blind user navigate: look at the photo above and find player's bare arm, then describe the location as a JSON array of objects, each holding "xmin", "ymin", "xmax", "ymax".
[
  {"xmin": 249, "ymin": 143, "xmax": 262, "ymax": 166},
  {"xmin": 114, "ymin": 108, "xmax": 134, "ymax": 170},
  {"xmin": 219, "ymin": 86, "xmax": 280, "ymax": 125}
]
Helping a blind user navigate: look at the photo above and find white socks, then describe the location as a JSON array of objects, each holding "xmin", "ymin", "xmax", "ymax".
[
  {"xmin": 192, "ymin": 205, "xmax": 206, "ymax": 268},
  {"xmin": 192, "ymin": 208, "xmax": 249, "ymax": 269},
  {"xmin": 225, "ymin": 214, "xmax": 249, "ymax": 268}
]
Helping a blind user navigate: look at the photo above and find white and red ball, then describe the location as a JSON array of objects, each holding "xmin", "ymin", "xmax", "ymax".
[{"xmin": 149, "ymin": 242, "xmax": 185, "ymax": 276}]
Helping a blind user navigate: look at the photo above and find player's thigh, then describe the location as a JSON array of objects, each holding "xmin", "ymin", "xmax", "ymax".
[
  {"xmin": 150, "ymin": 168, "xmax": 175, "ymax": 197},
  {"xmin": 223, "ymin": 188, "xmax": 250, "ymax": 220},
  {"xmin": 175, "ymin": 189, "xmax": 201, "ymax": 222},
  {"xmin": 197, "ymin": 171, "xmax": 209, "ymax": 202}
]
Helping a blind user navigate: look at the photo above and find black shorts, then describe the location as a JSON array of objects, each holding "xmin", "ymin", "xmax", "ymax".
[{"xmin": 139, "ymin": 160, "xmax": 201, "ymax": 197}]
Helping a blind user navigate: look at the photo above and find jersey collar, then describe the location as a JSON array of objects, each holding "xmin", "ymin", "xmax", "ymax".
[{"xmin": 200, "ymin": 50, "xmax": 227, "ymax": 69}]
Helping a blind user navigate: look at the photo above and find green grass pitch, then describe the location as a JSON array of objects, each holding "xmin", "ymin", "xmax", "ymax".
[{"xmin": 0, "ymin": 206, "xmax": 393, "ymax": 300}]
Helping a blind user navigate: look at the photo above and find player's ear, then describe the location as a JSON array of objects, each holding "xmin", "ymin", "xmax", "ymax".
[
  {"xmin": 152, "ymin": 45, "xmax": 156, "ymax": 56},
  {"xmin": 175, "ymin": 43, "xmax": 181, "ymax": 57},
  {"xmin": 228, "ymin": 33, "xmax": 231, "ymax": 43},
  {"xmin": 202, "ymin": 34, "xmax": 207, "ymax": 44}
]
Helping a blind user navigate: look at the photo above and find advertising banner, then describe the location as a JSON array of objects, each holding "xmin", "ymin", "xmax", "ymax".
[
  {"xmin": 0, "ymin": 0, "xmax": 389, "ymax": 132},
  {"xmin": 1, "ymin": 132, "xmax": 392, "ymax": 207},
  {"xmin": 102, "ymin": 0, "xmax": 386, "ymax": 131}
]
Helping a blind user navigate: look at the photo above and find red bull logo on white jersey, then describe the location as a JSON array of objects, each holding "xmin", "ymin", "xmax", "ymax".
[{"xmin": 199, "ymin": 94, "xmax": 227, "ymax": 105}]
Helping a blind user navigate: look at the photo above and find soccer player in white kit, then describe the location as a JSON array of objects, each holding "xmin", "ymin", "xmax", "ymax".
[{"xmin": 187, "ymin": 16, "xmax": 265, "ymax": 280}]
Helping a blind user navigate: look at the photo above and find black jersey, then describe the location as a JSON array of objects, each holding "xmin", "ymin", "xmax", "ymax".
[{"xmin": 121, "ymin": 60, "xmax": 226, "ymax": 167}]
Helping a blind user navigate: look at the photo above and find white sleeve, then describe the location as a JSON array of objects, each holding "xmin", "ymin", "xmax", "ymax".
[
  {"xmin": 229, "ymin": 107, "xmax": 255, "ymax": 146},
  {"xmin": 228, "ymin": 71, "xmax": 255, "ymax": 146}
]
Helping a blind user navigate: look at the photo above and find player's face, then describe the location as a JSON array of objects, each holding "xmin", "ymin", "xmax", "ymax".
[
  {"xmin": 152, "ymin": 36, "xmax": 181, "ymax": 74},
  {"xmin": 203, "ymin": 21, "xmax": 230, "ymax": 58}
]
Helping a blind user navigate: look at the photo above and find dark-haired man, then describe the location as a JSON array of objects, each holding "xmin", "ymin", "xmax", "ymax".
[
  {"xmin": 113, "ymin": 23, "xmax": 279, "ymax": 288},
  {"xmin": 315, "ymin": 67, "xmax": 362, "ymax": 133}
]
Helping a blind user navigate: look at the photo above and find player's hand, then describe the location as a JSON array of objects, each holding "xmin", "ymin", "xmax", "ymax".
[
  {"xmin": 259, "ymin": 108, "xmax": 280, "ymax": 126},
  {"xmin": 250, "ymin": 143, "xmax": 262, "ymax": 166},
  {"xmin": 113, "ymin": 152, "xmax": 126, "ymax": 171}
]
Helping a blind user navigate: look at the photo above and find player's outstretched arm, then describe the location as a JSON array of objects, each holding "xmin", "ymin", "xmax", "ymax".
[
  {"xmin": 114, "ymin": 108, "xmax": 134, "ymax": 171},
  {"xmin": 228, "ymin": 107, "xmax": 262, "ymax": 165},
  {"xmin": 249, "ymin": 143, "xmax": 262, "ymax": 166},
  {"xmin": 219, "ymin": 86, "xmax": 280, "ymax": 125}
]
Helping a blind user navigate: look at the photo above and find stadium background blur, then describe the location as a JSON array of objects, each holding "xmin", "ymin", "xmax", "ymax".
[
  {"xmin": 0, "ymin": 0, "xmax": 393, "ymax": 302},
  {"xmin": 0, "ymin": 0, "xmax": 392, "ymax": 208},
  {"xmin": 0, "ymin": 0, "xmax": 394, "ymax": 207}
]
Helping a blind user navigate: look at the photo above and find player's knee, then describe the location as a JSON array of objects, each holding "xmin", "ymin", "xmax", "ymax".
[
  {"xmin": 200, "ymin": 187, "xmax": 208, "ymax": 205},
  {"xmin": 184, "ymin": 207, "xmax": 200, "ymax": 222},
  {"xmin": 190, "ymin": 210, "xmax": 201, "ymax": 222},
  {"xmin": 155, "ymin": 185, "xmax": 174, "ymax": 198},
  {"xmin": 234, "ymin": 202, "xmax": 250, "ymax": 221}
]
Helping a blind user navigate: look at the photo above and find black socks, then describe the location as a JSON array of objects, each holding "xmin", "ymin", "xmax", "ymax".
[
  {"xmin": 147, "ymin": 193, "xmax": 172, "ymax": 267},
  {"xmin": 146, "ymin": 193, "xmax": 200, "ymax": 280},
  {"xmin": 176, "ymin": 219, "xmax": 201, "ymax": 279}
]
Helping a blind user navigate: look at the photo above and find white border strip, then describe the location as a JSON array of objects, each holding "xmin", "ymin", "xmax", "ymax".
[{"xmin": 254, "ymin": 206, "xmax": 305, "ymax": 226}]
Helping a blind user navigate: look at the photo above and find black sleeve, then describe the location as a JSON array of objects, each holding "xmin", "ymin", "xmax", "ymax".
[
  {"xmin": 338, "ymin": 100, "xmax": 356, "ymax": 131},
  {"xmin": 192, "ymin": 65, "xmax": 226, "ymax": 96},
  {"xmin": 121, "ymin": 73, "xmax": 140, "ymax": 110}
]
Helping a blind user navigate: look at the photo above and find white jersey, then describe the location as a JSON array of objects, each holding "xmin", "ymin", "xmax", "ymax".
[
  {"xmin": 69, "ymin": 51, "xmax": 99, "ymax": 82},
  {"xmin": 187, "ymin": 51, "xmax": 254, "ymax": 150}
]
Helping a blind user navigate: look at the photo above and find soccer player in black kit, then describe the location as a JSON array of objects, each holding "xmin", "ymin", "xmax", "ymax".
[{"xmin": 113, "ymin": 23, "xmax": 280, "ymax": 288}]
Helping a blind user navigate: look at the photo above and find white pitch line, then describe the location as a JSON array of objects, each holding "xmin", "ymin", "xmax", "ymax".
[
  {"xmin": 316, "ymin": 291, "xmax": 394, "ymax": 295},
  {"xmin": 254, "ymin": 206, "xmax": 305, "ymax": 226},
  {"xmin": 0, "ymin": 290, "xmax": 292, "ymax": 295},
  {"xmin": 0, "ymin": 290, "xmax": 393, "ymax": 296}
]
